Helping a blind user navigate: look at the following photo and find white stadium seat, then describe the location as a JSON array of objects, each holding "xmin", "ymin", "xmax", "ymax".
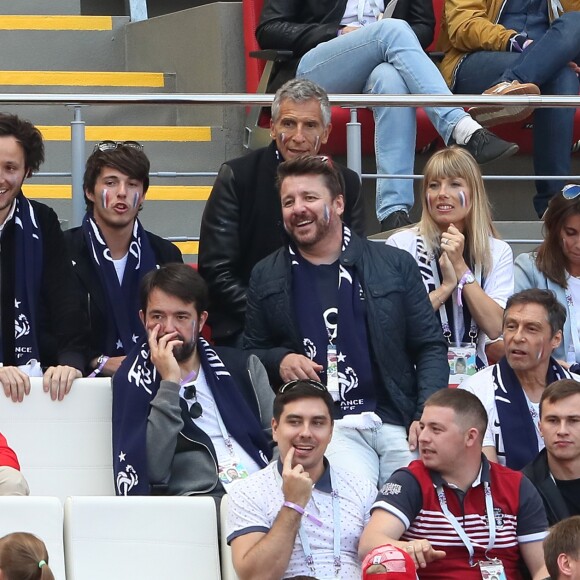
[
  {"xmin": 0, "ymin": 496, "xmax": 66, "ymax": 579},
  {"xmin": 220, "ymin": 494, "xmax": 239, "ymax": 580},
  {"xmin": 64, "ymin": 495, "xmax": 221, "ymax": 580}
]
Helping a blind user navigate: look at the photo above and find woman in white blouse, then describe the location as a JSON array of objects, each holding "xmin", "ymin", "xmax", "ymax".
[
  {"xmin": 515, "ymin": 185, "xmax": 580, "ymax": 367},
  {"xmin": 387, "ymin": 146, "xmax": 514, "ymax": 364}
]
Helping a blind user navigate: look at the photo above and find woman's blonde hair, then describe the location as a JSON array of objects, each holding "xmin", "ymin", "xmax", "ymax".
[
  {"xmin": 418, "ymin": 146, "xmax": 498, "ymax": 274},
  {"xmin": 0, "ymin": 533, "xmax": 55, "ymax": 580}
]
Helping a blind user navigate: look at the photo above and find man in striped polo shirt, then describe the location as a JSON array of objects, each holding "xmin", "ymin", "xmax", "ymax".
[{"xmin": 360, "ymin": 388, "xmax": 549, "ymax": 579}]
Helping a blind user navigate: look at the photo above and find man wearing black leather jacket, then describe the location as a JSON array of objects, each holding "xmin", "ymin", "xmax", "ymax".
[{"xmin": 198, "ymin": 79, "xmax": 364, "ymax": 347}]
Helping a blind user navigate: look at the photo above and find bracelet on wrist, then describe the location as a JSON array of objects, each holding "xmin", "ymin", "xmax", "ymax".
[
  {"xmin": 282, "ymin": 501, "xmax": 323, "ymax": 527},
  {"xmin": 88, "ymin": 354, "xmax": 109, "ymax": 377}
]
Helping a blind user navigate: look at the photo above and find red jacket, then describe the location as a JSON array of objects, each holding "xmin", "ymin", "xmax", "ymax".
[{"xmin": 0, "ymin": 433, "xmax": 20, "ymax": 470}]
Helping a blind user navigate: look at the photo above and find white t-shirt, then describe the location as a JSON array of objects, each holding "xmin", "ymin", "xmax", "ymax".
[
  {"xmin": 179, "ymin": 366, "xmax": 261, "ymax": 481},
  {"xmin": 341, "ymin": 0, "xmax": 385, "ymax": 26},
  {"xmin": 387, "ymin": 228, "xmax": 514, "ymax": 362},
  {"xmin": 566, "ymin": 274, "xmax": 580, "ymax": 361},
  {"xmin": 112, "ymin": 253, "xmax": 128, "ymax": 284},
  {"xmin": 227, "ymin": 461, "xmax": 377, "ymax": 579}
]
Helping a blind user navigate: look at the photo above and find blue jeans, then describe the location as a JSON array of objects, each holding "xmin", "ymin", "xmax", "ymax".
[
  {"xmin": 296, "ymin": 18, "xmax": 467, "ymax": 221},
  {"xmin": 324, "ymin": 422, "xmax": 418, "ymax": 487},
  {"xmin": 454, "ymin": 11, "xmax": 580, "ymax": 217}
]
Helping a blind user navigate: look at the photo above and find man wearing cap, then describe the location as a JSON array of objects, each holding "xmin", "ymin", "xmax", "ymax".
[{"xmin": 64, "ymin": 141, "xmax": 182, "ymax": 377}]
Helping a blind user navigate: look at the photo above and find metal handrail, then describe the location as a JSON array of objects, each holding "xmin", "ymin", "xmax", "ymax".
[{"xmin": 4, "ymin": 92, "xmax": 578, "ymax": 228}]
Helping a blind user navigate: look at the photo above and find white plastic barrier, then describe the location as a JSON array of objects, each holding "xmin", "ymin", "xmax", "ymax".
[
  {"xmin": 64, "ymin": 495, "xmax": 221, "ymax": 580},
  {"xmin": 0, "ymin": 378, "xmax": 114, "ymax": 501},
  {"xmin": 220, "ymin": 494, "xmax": 239, "ymax": 580},
  {"xmin": 0, "ymin": 496, "xmax": 66, "ymax": 579}
]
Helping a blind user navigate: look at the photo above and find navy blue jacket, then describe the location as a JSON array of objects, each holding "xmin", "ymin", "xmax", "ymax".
[{"xmin": 244, "ymin": 231, "xmax": 448, "ymax": 427}]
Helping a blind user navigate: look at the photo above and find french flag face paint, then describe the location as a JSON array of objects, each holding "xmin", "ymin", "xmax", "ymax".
[
  {"xmin": 132, "ymin": 191, "xmax": 140, "ymax": 209},
  {"xmin": 314, "ymin": 135, "xmax": 320, "ymax": 151},
  {"xmin": 323, "ymin": 203, "xmax": 330, "ymax": 224},
  {"xmin": 458, "ymin": 190, "xmax": 467, "ymax": 208},
  {"xmin": 101, "ymin": 189, "xmax": 109, "ymax": 209},
  {"xmin": 280, "ymin": 132, "xmax": 287, "ymax": 144}
]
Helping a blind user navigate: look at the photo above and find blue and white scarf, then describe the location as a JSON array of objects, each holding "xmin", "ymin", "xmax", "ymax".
[
  {"xmin": 1, "ymin": 194, "xmax": 43, "ymax": 365},
  {"xmin": 112, "ymin": 337, "xmax": 272, "ymax": 495},
  {"xmin": 291, "ymin": 225, "xmax": 376, "ymax": 416},
  {"xmin": 494, "ymin": 356, "xmax": 570, "ymax": 470},
  {"xmin": 82, "ymin": 214, "xmax": 156, "ymax": 356}
]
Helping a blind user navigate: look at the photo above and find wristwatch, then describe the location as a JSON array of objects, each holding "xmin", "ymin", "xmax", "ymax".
[{"xmin": 458, "ymin": 269, "xmax": 476, "ymax": 291}]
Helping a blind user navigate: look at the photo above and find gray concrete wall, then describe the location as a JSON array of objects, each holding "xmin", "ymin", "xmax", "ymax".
[{"xmin": 125, "ymin": 2, "xmax": 246, "ymax": 158}]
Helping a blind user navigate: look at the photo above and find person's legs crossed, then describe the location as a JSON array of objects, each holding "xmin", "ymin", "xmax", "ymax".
[{"xmin": 325, "ymin": 424, "xmax": 380, "ymax": 485}]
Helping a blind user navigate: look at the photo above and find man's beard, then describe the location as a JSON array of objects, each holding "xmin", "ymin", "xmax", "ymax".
[{"xmin": 173, "ymin": 335, "xmax": 197, "ymax": 362}]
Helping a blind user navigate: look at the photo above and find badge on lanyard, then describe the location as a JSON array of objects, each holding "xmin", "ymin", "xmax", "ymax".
[
  {"xmin": 326, "ymin": 344, "xmax": 340, "ymax": 402},
  {"xmin": 218, "ymin": 458, "xmax": 249, "ymax": 487},
  {"xmin": 478, "ymin": 558, "xmax": 507, "ymax": 580},
  {"xmin": 447, "ymin": 344, "xmax": 477, "ymax": 388}
]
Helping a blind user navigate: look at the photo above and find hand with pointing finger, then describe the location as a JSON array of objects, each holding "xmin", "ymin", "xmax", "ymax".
[
  {"xmin": 282, "ymin": 447, "xmax": 314, "ymax": 508},
  {"xmin": 405, "ymin": 540, "xmax": 446, "ymax": 569}
]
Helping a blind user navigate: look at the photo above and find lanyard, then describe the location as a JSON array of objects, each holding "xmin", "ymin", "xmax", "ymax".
[
  {"xmin": 564, "ymin": 279, "xmax": 580, "ymax": 363},
  {"xmin": 429, "ymin": 255, "xmax": 480, "ymax": 345},
  {"xmin": 276, "ymin": 467, "xmax": 342, "ymax": 578},
  {"xmin": 298, "ymin": 486, "xmax": 342, "ymax": 578},
  {"xmin": 435, "ymin": 480, "xmax": 496, "ymax": 566}
]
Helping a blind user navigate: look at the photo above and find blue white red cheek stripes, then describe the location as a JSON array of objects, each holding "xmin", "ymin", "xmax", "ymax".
[
  {"xmin": 132, "ymin": 191, "xmax": 139, "ymax": 209},
  {"xmin": 459, "ymin": 190, "xmax": 466, "ymax": 208},
  {"xmin": 101, "ymin": 189, "xmax": 109, "ymax": 208}
]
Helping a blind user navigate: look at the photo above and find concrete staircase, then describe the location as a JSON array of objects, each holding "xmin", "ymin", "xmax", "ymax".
[{"xmin": 0, "ymin": 2, "xmax": 242, "ymax": 261}]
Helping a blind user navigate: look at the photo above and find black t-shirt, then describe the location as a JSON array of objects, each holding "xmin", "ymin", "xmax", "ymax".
[{"xmin": 555, "ymin": 477, "xmax": 580, "ymax": 516}]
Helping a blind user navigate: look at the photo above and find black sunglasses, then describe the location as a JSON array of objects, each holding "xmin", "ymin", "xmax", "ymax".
[
  {"xmin": 93, "ymin": 140, "xmax": 144, "ymax": 153},
  {"xmin": 183, "ymin": 384, "xmax": 203, "ymax": 419},
  {"xmin": 279, "ymin": 379, "xmax": 328, "ymax": 394}
]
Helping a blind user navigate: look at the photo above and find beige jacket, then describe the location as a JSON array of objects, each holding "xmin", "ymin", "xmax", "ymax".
[{"xmin": 437, "ymin": 0, "xmax": 580, "ymax": 87}]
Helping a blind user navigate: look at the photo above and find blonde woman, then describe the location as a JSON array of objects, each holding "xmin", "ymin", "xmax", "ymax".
[{"xmin": 387, "ymin": 147, "xmax": 513, "ymax": 365}]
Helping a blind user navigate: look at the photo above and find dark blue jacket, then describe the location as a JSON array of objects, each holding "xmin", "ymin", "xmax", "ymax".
[{"xmin": 244, "ymin": 231, "xmax": 448, "ymax": 427}]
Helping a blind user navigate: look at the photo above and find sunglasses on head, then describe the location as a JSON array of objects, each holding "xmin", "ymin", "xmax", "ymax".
[
  {"xmin": 93, "ymin": 140, "xmax": 144, "ymax": 153},
  {"xmin": 279, "ymin": 379, "xmax": 328, "ymax": 394},
  {"xmin": 183, "ymin": 384, "xmax": 203, "ymax": 419},
  {"xmin": 562, "ymin": 184, "xmax": 580, "ymax": 200}
]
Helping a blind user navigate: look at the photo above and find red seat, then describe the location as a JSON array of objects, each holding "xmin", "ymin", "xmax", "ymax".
[{"xmin": 243, "ymin": 0, "xmax": 439, "ymax": 154}]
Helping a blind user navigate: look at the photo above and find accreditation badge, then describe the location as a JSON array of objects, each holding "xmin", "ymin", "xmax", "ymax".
[
  {"xmin": 479, "ymin": 559, "xmax": 507, "ymax": 580},
  {"xmin": 326, "ymin": 344, "xmax": 340, "ymax": 402},
  {"xmin": 218, "ymin": 458, "xmax": 248, "ymax": 487},
  {"xmin": 447, "ymin": 343, "xmax": 477, "ymax": 388}
]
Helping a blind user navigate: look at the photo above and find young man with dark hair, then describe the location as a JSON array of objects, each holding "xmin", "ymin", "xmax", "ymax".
[
  {"xmin": 524, "ymin": 380, "xmax": 580, "ymax": 525},
  {"xmin": 360, "ymin": 388, "xmax": 549, "ymax": 579},
  {"xmin": 244, "ymin": 155, "xmax": 448, "ymax": 486},
  {"xmin": 0, "ymin": 113, "xmax": 88, "ymax": 402},
  {"xmin": 545, "ymin": 516, "xmax": 580, "ymax": 580},
  {"xmin": 199, "ymin": 78, "xmax": 364, "ymax": 348},
  {"xmin": 65, "ymin": 141, "xmax": 182, "ymax": 377},
  {"xmin": 227, "ymin": 380, "xmax": 377, "ymax": 579},
  {"xmin": 112, "ymin": 263, "xmax": 273, "ymax": 498},
  {"xmin": 461, "ymin": 288, "xmax": 579, "ymax": 469}
]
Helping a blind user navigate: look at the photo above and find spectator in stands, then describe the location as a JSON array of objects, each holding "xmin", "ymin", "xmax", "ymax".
[
  {"xmin": 544, "ymin": 516, "xmax": 580, "ymax": 580},
  {"xmin": 244, "ymin": 155, "xmax": 448, "ymax": 486},
  {"xmin": 461, "ymin": 289, "xmax": 579, "ymax": 470},
  {"xmin": 0, "ymin": 433, "xmax": 28, "ymax": 496},
  {"xmin": 257, "ymin": 0, "xmax": 519, "ymax": 231},
  {"xmin": 112, "ymin": 264, "xmax": 273, "ymax": 498},
  {"xmin": 199, "ymin": 79, "xmax": 364, "ymax": 347},
  {"xmin": 0, "ymin": 113, "xmax": 87, "ymax": 403},
  {"xmin": 438, "ymin": 1, "xmax": 580, "ymax": 218},
  {"xmin": 388, "ymin": 146, "xmax": 513, "ymax": 367},
  {"xmin": 227, "ymin": 380, "xmax": 377, "ymax": 579},
  {"xmin": 0, "ymin": 532, "xmax": 54, "ymax": 580},
  {"xmin": 65, "ymin": 141, "xmax": 182, "ymax": 377},
  {"xmin": 524, "ymin": 380, "xmax": 580, "ymax": 525},
  {"xmin": 516, "ymin": 186, "xmax": 580, "ymax": 369},
  {"xmin": 359, "ymin": 388, "xmax": 550, "ymax": 579}
]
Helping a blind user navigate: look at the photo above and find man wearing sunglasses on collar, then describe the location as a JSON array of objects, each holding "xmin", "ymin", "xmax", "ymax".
[
  {"xmin": 64, "ymin": 141, "xmax": 182, "ymax": 377},
  {"xmin": 227, "ymin": 379, "xmax": 378, "ymax": 579},
  {"xmin": 112, "ymin": 264, "xmax": 274, "ymax": 498}
]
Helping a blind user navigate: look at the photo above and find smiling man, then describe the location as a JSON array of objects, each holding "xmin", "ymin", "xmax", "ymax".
[
  {"xmin": 523, "ymin": 380, "xmax": 580, "ymax": 525},
  {"xmin": 244, "ymin": 155, "xmax": 448, "ymax": 487},
  {"xmin": 360, "ymin": 388, "xmax": 549, "ymax": 580},
  {"xmin": 0, "ymin": 113, "xmax": 88, "ymax": 403},
  {"xmin": 227, "ymin": 380, "xmax": 377, "ymax": 579},
  {"xmin": 112, "ymin": 264, "xmax": 273, "ymax": 498},
  {"xmin": 198, "ymin": 78, "xmax": 364, "ymax": 347},
  {"xmin": 64, "ymin": 142, "xmax": 182, "ymax": 376},
  {"xmin": 461, "ymin": 289, "xmax": 579, "ymax": 470}
]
